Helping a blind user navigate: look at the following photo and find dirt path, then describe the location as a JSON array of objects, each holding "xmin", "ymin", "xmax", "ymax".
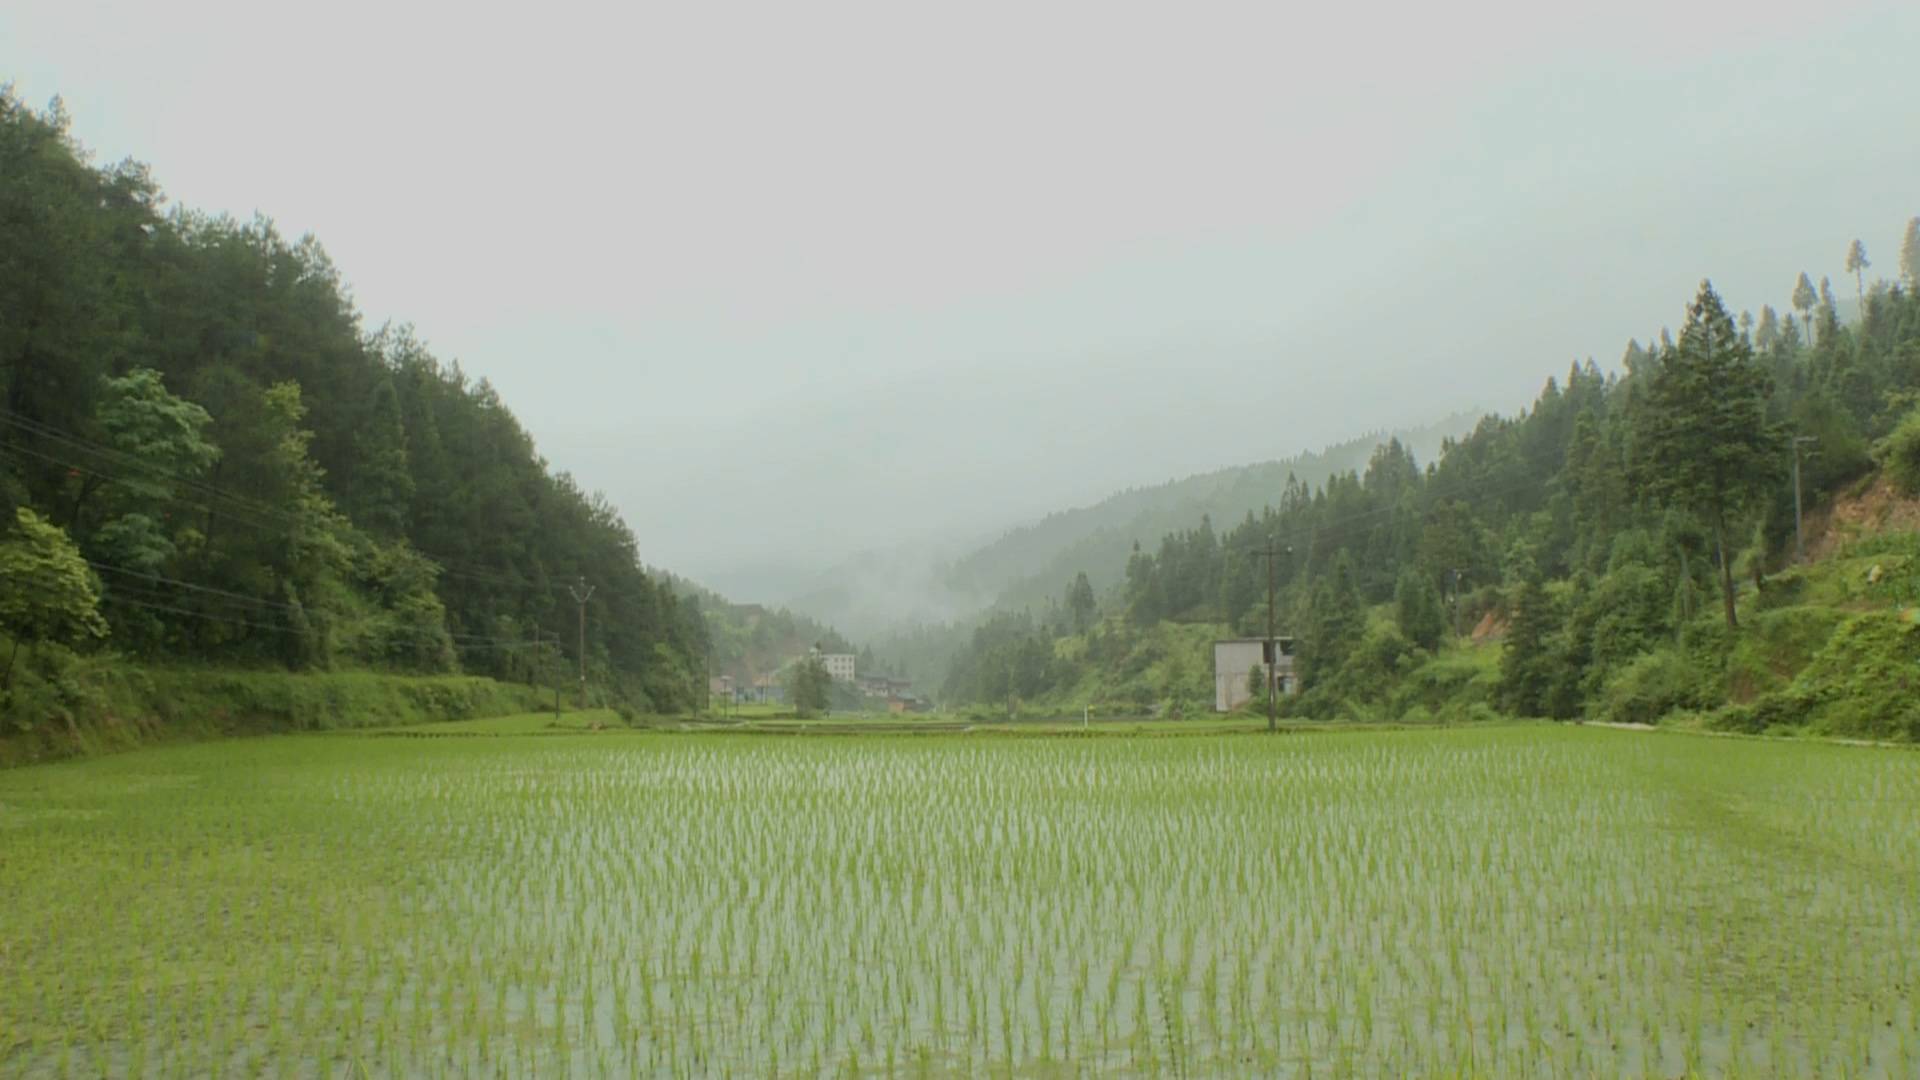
[{"xmin": 1582, "ymin": 719, "xmax": 1914, "ymax": 750}]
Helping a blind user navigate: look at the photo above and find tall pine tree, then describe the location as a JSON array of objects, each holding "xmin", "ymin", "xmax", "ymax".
[{"xmin": 1637, "ymin": 282, "xmax": 1781, "ymax": 629}]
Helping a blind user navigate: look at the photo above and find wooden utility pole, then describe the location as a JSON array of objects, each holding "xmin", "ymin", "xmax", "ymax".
[{"xmin": 568, "ymin": 577, "xmax": 594, "ymax": 709}]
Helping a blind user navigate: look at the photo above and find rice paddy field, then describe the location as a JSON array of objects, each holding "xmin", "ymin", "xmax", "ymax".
[{"xmin": 2, "ymin": 724, "xmax": 1917, "ymax": 1077}]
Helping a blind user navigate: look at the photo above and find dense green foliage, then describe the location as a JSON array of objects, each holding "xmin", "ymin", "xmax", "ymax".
[
  {"xmin": 5, "ymin": 726, "xmax": 1916, "ymax": 1074},
  {"xmin": 1880, "ymin": 404, "xmax": 1920, "ymax": 496},
  {"xmin": 0, "ymin": 90, "xmax": 706, "ymax": 724},
  {"xmin": 0, "ymin": 508, "xmax": 108, "ymax": 690},
  {"xmin": 940, "ymin": 242, "xmax": 1920, "ymax": 734}
]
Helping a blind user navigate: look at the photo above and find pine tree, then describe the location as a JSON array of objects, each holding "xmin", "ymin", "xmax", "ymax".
[
  {"xmin": 1393, "ymin": 567, "xmax": 1446, "ymax": 652},
  {"xmin": 1844, "ymin": 239, "xmax": 1870, "ymax": 308},
  {"xmin": 1754, "ymin": 305, "xmax": 1779, "ymax": 353},
  {"xmin": 1064, "ymin": 571, "xmax": 1097, "ymax": 634},
  {"xmin": 1636, "ymin": 281, "xmax": 1782, "ymax": 629},
  {"xmin": 1499, "ymin": 576, "xmax": 1558, "ymax": 717},
  {"xmin": 1817, "ymin": 276, "xmax": 1841, "ymax": 345},
  {"xmin": 1301, "ymin": 552, "xmax": 1363, "ymax": 687},
  {"xmin": 1902, "ymin": 217, "xmax": 1920, "ymax": 292},
  {"xmin": 348, "ymin": 376, "xmax": 413, "ymax": 537},
  {"xmin": 1792, "ymin": 272, "xmax": 1818, "ymax": 346}
]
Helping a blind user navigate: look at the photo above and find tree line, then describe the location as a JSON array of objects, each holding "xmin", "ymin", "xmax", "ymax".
[{"xmin": 0, "ymin": 90, "xmax": 706, "ymax": 712}]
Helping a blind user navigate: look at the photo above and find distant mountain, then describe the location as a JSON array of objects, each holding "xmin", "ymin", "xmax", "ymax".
[
  {"xmin": 785, "ymin": 412, "xmax": 1481, "ymax": 645},
  {"xmin": 945, "ymin": 413, "xmax": 1481, "ymax": 613}
]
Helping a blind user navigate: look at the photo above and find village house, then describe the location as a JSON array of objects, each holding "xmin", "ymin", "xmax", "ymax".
[
  {"xmin": 739, "ymin": 673, "xmax": 786, "ymax": 704},
  {"xmin": 820, "ymin": 652, "xmax": 857, "ymax": 683},
  {"xmin": 1213, "ymin": 636, "xmax": 1298, "ymax": 712}
]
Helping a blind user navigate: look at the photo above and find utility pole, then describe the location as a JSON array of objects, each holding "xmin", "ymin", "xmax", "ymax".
[
  {"xmin": 1007, "ymin": 652, "xmax": 1017, "ymax": 722},
  {"xmin": 568, "ymin": 577, "xmax": 594, "ymax": 710},
  {"xmin": 1450, "ymin": 568, "xmax": 1467, "ymax": 640},
  {"xmin": 548, "ymin": 631, "xmax": 561, "ymax": 720},
  {"xmin": 1792, "ymin": 435, "xmax": 1818, "ymax": 562},
  {"xmin": 1249, "ymin": 535, "xmax": 1291, "ymax": 734}
]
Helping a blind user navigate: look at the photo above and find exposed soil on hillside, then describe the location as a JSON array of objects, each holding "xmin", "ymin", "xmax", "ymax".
[{"xmin": 1807, "ymin": 475, "xmax": 1920, "ymax": 561}]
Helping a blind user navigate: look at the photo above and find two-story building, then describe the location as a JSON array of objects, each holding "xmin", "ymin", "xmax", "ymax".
[{"xmin": 1213, "ymin": 636, "xmax": 1299, "ymax": 712}]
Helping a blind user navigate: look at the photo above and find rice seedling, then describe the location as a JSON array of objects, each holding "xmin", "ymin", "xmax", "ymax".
[{"xmin": 0, "ymin": 726, "xmax": 1916, "ymax": 1075}]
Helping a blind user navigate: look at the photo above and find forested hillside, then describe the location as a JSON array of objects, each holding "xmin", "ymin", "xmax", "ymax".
[
  {"xmin": 943, "ymin": 228, "xmax": 1920, "ymax": 739},
  {"xmin": 662, "ymin": 573, "xmax": 856, "ymax": 681},
  {"xmin": 0, "ymin": 90, "xmax": 707, "ymax": 726}
]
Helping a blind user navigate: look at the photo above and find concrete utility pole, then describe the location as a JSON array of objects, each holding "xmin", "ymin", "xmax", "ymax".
[
  {"xmin": 1792, "ymin": 435, "xmax": 1818, "ymax": 562},
  {"xmin": 1450, "ymin": 568, "xmax": 1467, "ymax": 640},
  {"xmin": 568, "ymin": 577, "xmax": 594, "ymax": 709},
  {"xmin": 548, "ymin": 630, "xmax": 562, "ymax": 720},
  {"xmin": 1249, "ymin": 535, "xmax": 1291, "ymax": 734},
  {"xmin": 1007, "ymin": 652, "xmax": 1017, "ymax": 722}
]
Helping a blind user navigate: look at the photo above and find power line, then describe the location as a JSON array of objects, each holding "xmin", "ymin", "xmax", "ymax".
[
  {"xmin": 0, "ymin": 453, "xmax": 567, "ymax": 654},
  {"xmin": 23, "ymin": 573, "xmax": 543, "ymax": 652},
  {"xmin": 0, "ymin": 439, "xmax": 302, "ymax": 539},
  {"xmin": 83, "ymin": 559, "xmax": 514, "ymax": 644},
  {"xmin": 2, "ymin": 409, "xmax": 317, "ymax": 535},
  {"xmin": 0, "ymin": 409, "xmax": 550, "ymax": 589}
]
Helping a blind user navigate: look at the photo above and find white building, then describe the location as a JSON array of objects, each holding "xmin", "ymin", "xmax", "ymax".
[
  {"xmin": 819, "ymin": 652, "xmax": 857, "ymax": 683},
  {"xmin": 1213, "ymin": 637, "xmax": 1298, "ymax": 712}
]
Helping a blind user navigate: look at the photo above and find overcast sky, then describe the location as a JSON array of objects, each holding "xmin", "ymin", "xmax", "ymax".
[{"xmin": 7, "ymin": 1, "xmax": 1918, "ymax": 601}]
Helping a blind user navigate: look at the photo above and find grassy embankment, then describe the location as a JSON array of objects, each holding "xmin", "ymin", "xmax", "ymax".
[{"xmin": 0, "ymin": 661, "xmax": 552, "ymax": 767}]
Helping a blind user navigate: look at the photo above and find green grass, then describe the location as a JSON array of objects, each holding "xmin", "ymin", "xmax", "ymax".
[{"xmin": 2, "ymin": 726, "xmax": 1916, "ymax": 1075}]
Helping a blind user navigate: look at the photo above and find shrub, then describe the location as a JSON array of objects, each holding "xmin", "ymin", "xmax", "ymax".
[
  {"xmin": 1877, "ymin": 405, "xmax": 1920, "ymax": 496},
  {"xmin": 1711, "ymin": 689, "xmax": 1815, "ymax": 735},
  {"xmin": 1792, "ymin": 615, "xmax": 1920, "ymax": 740},
  {"xmin": 1593, "ymin": 650, "xmax": 1713, "ymax": 726}
]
